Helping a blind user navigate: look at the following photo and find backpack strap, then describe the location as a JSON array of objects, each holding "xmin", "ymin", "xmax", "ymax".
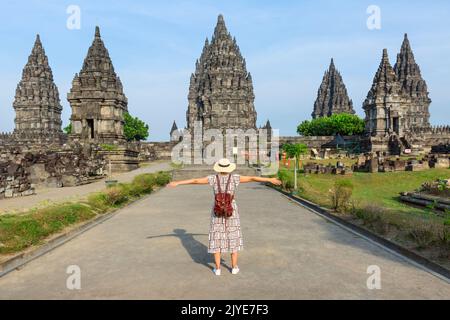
[
  {"xmin": 216, "ymin": 174, "xmax": 221, "ymax": 194},
  {"xmin": 224, "ymin": 174, "xmax": 232, "ymax": 194}
]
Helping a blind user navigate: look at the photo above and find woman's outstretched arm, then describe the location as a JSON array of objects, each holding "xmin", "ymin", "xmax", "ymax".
[
  {"xmin": 167, "ymin": 177, "xmax": 209, "ymax": 188},
  {"xmin": 240, "ymin": 176, "xmax": 282, "ymax": 186}
]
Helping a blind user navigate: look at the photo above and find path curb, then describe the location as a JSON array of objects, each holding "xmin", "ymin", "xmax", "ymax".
[{"xmin": 269, "ymin": 185, "xmax": 450, "ymax": 283}]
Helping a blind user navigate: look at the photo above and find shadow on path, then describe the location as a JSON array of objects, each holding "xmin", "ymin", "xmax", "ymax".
[{"xmin": 147, "ymin": 229, "xmax": 227, "ymax": 271}]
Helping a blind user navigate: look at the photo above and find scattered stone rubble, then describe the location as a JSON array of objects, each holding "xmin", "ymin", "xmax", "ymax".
[
  {"xmin": 303, "ymin": 161, "xmax": 353, "ymax": 175},
  {"xmin": 352, "ymin": 153, "xmax": 449, "ymax": 173}
]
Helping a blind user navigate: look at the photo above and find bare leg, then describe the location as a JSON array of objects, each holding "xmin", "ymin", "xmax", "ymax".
[
  {"xmin": 214, "ymin": 252, "xmax": 221, "ymax": 269},
  {"xmin": 231, "ymin": 252, "xmax": 238, "ymax": 268}
]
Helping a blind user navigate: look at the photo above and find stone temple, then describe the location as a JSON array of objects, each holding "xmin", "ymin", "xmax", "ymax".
[
  {"xmin": 186, "ymin": 15, "xmax": 257, "ymax": 131},
  {"xmin": 13, "ymin": 34, "xmax": 64, "ymax": 144},
  {"xmin": 394, "ymin": 34, "xmax": 431, "ymax": 129},
  {"xmin": 363, "ymin": 34, "xmax": 435, "ymax": 153},
  {"xmin": 312, "ymin": 58, "xmax": 355, "ymax": 119},
  {"xmin": 68, "ymin": 26, "xmax": 128, "ymax": 144}
]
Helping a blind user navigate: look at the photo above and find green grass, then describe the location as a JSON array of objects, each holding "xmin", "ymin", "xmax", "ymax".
[
  {"xmin": 100, "ymin": 144, "xmax": 119, "ymax": 151},
  {"xmin": 288, "ymin": 168, "xmax": 449, "ymax": 218},
  {"xmin": 0, "ymin": 171, "xmax": 171, "ymax": 255},
  {"xmin": 0, "ymin": 203, "xmax": 95, "ymax": 254}
]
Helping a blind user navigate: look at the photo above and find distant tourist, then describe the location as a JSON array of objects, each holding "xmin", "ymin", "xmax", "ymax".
[{"xmin": 168, "ymin": 158, "xmax": 281, "ymax": 276}]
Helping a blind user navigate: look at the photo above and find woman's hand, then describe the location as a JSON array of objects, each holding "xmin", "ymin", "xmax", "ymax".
[
  {"xmin": 167, "ymin": 181, "xmax": 179, "ymax": 188},
  {"xmin": 269, "ymin": 178, "xmax": 282, "ymax": 186}
]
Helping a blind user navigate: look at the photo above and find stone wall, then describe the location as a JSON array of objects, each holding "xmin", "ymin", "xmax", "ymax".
[
  {"xmin": 0, "ymin": 143, "xmax": 107, "ymax": 199},
  {"xmin": 140, "ymin": 141, "xmax": 177, "ymax": 161},
  {"xmin": 0, "ymin": 160, "xmax": 34, "ymax": 199},
  {"xmin": 0, "ymin": 132, "xmax": 67, "ymax": 152}
]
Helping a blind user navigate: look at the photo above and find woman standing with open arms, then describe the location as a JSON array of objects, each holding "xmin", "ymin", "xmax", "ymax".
[{"xmin": 168, "ymin": 158, "xmax": 282, "ymax": 276}]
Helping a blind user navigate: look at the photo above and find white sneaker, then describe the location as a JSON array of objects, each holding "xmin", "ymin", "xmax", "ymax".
[
  {"xmin": 231, "ymin": 267, "xmax": 240, "ymax": 275},
  {"xmin": 213, "ymin": 268, "xmax": 221, "ymax": 276}
]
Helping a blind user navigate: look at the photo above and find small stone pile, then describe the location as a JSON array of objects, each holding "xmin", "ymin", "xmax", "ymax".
[{"xmin": 303, "ymin": 161, "xmax": 353, "ymax": 175}]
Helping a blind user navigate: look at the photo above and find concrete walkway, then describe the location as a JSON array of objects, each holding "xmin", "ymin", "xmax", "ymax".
[
  {"xmin": 0, "ymin": 182, "xmax": 448, "ymax": 299},
  {"xmin": 0, "ymin": 161, "xmax": 172, "ymax": 213}
]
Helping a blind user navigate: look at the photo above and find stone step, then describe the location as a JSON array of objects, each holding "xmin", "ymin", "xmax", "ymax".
[{"xmin": 171, "ymin": 165, "xmax": 259, "ymax": 181}]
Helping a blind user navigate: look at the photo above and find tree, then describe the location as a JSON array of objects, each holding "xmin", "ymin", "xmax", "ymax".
[
  {"xmin": 297, "ymin": 114, "xmax": 365, "ymax": 136},
  {"xmin": 282, "ymin": 143, "xmax": 308, "ymax": 190},
  {"xmin": 64, "ymin": 123, "xmax": 72, "ymax": 134},
  {"xmin": 124, "ymin": 113, "xmax": 149, "ymax": 141}
]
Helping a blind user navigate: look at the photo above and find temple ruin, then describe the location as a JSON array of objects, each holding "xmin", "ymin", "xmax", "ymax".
[
  {"xmin": 186, "ymin": 15, "xmax": 257, "ymax": 131},
  {"xmin": 0, "ymin": 21, "xmax": 449, "ymax": 199},
  {"xmin": 68, "ymin": 26, "xmax": 128, "ymax": 144},
  {"xmin": 312, "ymin": 58, "xmax": 355, "ymax": 119},
  {"xmin": 362, "ymin": 34, "xmax": 446, "ymax": 154},
  {"xmin": 11, "ymin": 34, "xmax": 65, "ymax": 146}
]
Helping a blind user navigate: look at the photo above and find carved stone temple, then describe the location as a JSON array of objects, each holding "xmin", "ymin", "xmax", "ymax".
[
  {"xmin": 68, "ymin": 26, "xmax": 128, "ymax": 144},
  {"xmin": 363, "ymin": 34, "xmax": 435, "ymax": 153},
  {"xmin": 312, "ymin": 58, "xmax": 355, "ymax": 119},
  {"xmin": 13, "ymin": 35, "xmax": 64, "ymax": 144},
  {"xmin": 394, "ymin": 34, "xmax": 431, "ymax": 129},
  {"xmin": 186, "ymin": 15, "xmax": 257, "ymax": 131}
]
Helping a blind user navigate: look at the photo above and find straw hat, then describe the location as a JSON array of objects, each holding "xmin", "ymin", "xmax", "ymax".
[{"xmin": 213, "ymin": 158, "xmax": 236, "ymax": 173}]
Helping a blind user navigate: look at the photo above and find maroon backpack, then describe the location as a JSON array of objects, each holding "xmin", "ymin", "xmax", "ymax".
[{"xmin": 213, "ymin": 174, "xmax": 234, "ymax": 218}]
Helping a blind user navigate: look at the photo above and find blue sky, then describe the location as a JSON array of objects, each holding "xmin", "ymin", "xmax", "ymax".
[{"xmin": 0, "ymin": 0, "xmax": 449, "ymax": 141}]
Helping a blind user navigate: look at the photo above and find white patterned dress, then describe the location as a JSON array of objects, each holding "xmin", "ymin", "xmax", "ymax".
[{"xmin": 207, "ymin": 174, "xmax": 244, "ymax": 253}]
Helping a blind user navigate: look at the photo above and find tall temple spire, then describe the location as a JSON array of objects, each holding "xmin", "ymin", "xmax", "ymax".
[
  {"xmin": 394, "ymin": 33, "xmax": 431, "ymax": 127},
  {"xmin": 95, "ymin": 25, "xmax": 101, "ymax": 38},
  {"xmin": 363, "ymin": 48, "xmax": 408, "ymax": 138},
  {"xmin": 312, "ymin": 58, "xmax": 354, "ymax": 119},
  {"xmin": 213, "ymin": 14, "xmax": 228, "ymax": 39},
  {"xmin": 365, "ymin": 49, "xmax": 399, "ymax": 101},
  {"xmin": 186, "ymin": 14, "xmax": 257, "ymax": 131},
  {"xmin": 68, "ymin": 26, "xmax": 128, "ymax": 143},
  {"xmin": 13, "ymin": 34, "xmax": 63, "ymax": 137}
]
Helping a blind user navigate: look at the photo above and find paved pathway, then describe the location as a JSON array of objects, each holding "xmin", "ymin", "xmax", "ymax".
[
  {"xmin": 0, "ymin": 161, "xmax": 172, "ymax": 213},
  {"xmin": 0, "ymin": 182, "xmax": 448, "ymax": 299}
]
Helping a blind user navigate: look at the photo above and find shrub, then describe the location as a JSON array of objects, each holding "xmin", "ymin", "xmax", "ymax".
[
  {"xmin": 131, "ymin": 174, "xmax": 155, "ymax": 194},
  {"xmin": 87, "ymin": 193, "xmax": 110, "ymax": 213},
  {"xmin": 278, "ymin": 169, "xmax": 294, "ymax": 191},
  {"xmin": 154, "ymin": 171, "xmax": 171, "ymax": 186},
  {"xmin": 408, "ymin": 224, "xmax": 436, "ymax": 249},
  {"xmin": 102, "ymin": 186, "xmax": 128, "ymax": 207},
  {"xmin": 329, "ymin": 179, "xmax": 353, "ymax": 213}
]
